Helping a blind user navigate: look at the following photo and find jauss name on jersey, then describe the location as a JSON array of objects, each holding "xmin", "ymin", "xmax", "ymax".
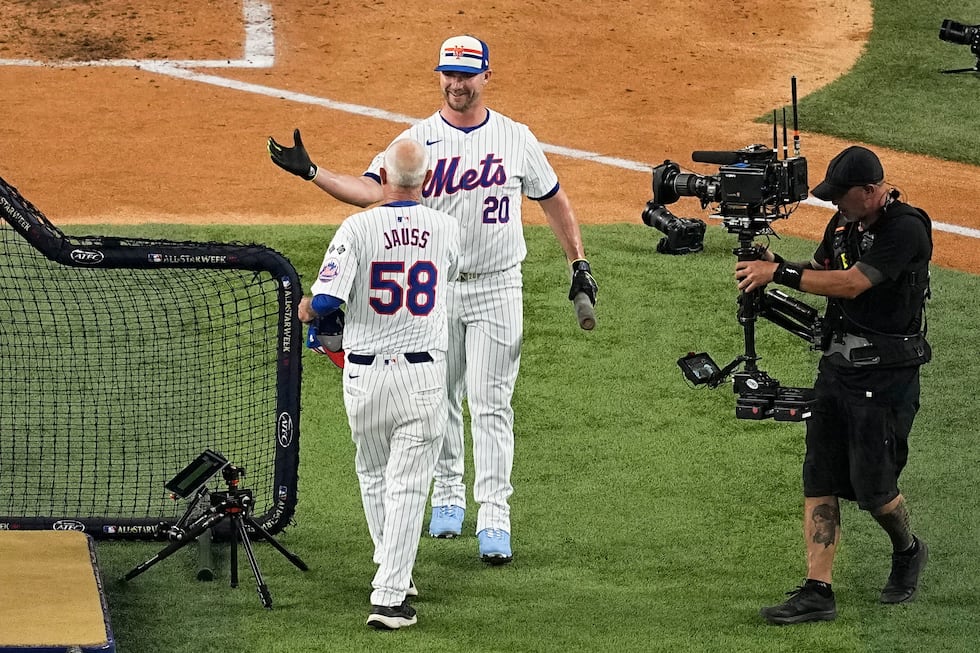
[{"xmin": 384, "ymin": 226, "xmax": 430, "ymax": 250}]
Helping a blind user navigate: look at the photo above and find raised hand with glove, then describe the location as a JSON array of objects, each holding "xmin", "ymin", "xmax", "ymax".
[
  {"xmin": 268, "ymin": 128, "xmax": 318, "ymax": 181},
  {"xmin": 266, "ymin": 128, "xmax": 384, "ymax": 207}
]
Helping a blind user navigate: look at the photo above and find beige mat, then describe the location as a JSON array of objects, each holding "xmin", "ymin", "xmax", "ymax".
[{"xmin": 0, "ymin": 530, "xmax": 114, "ymax": 651}]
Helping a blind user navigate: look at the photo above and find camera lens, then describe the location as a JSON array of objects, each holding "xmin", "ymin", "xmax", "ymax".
[
  {"xmin": 940, "ymin": 18, "xmax": 980, "ymax": 45},
  {"xmin": 641, "ymin": 201, "xmax": 676, "ymax": 231},
  {"xmin": 670, "ymin": 173, "xmax": 701, "ymax": 197}
]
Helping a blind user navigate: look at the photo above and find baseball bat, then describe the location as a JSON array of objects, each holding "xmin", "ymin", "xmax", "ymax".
[{"xmin": 573, "ymin": 292, "xmax": 596, "ymax": 331}]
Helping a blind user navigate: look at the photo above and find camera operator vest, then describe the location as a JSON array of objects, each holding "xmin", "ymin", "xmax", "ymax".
[{"xmin": 819, "ymin": 198, "xmax": 932, "ymax": 368}]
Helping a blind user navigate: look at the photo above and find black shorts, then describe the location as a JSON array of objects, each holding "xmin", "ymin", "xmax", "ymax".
[{"xmin": 803, "ymin": 359, "xmax": 921, "ymax": 511}]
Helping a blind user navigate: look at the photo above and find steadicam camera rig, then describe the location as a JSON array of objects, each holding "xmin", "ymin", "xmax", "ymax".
[{"xmin": 648, "ymin": 78, "xmax": 822, "ymax": 420}]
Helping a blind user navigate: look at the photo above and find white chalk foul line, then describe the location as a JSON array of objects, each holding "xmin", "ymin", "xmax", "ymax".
[
  {"xmin": 141, "ymin": 63, "xmax": 424, "ymax": 125},
  {"xmin": 1, "ymin": 0, "xmax": 976, "ymax": 240},
  {"xmin": 155, "ymin": 67, "xmax": 977, "ymax": 241}
]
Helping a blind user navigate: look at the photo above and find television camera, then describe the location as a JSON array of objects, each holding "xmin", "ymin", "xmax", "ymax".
[
  {"xmin": 644, "ymin": 141, "xmax": 809, "ymax": 244},
  {"xmin": 940, "ymin": 18, "xmax": 980, "ymax": 73},
  {"xmin": 645, "ymin": 78, "xmax": 819, "ymax": 420},
  {"xmin": 640, "ymin": 200, "xmax": 706, "ymax": 255}
]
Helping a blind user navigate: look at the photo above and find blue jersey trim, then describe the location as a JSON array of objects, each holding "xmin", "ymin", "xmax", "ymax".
[
  {"xmin": 364, "ymin": 171, "xmax": 381, "ymax": 184},
  {"xmin": 383, "ymin": 200, "xmax": 420, "ymax": 207},
  {"xmin": 529, "ymin": 182, "xmax": 560, "ymax": 202},
  {"xmin": 311, "ymin": 293, "xmax": 343, "ymax": 315},
  {"xmin": 439, "ymin": 109, "xmax": 491, "ymax": 133}
]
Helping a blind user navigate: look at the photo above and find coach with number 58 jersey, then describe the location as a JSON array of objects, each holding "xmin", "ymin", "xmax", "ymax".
[{"xmin": 270, "ymin": 34, "xmax": 597, "ymax": 566}]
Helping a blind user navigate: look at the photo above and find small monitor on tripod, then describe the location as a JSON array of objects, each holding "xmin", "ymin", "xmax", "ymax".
[
  {"xmin": 127, "ymin": 448, "xmax": 307, "ymax": 608},
  {"xmin": 165, "ymin": 449, "xmax": 229, "ymax": 499}
]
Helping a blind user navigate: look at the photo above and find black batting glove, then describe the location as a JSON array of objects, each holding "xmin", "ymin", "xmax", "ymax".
[
  {"xmin": 568, "ymin": 258, "xmax": 598, "ymax": 305},
  {"xmin": 268, "ymin": 128, "xmax": 318, "ymax": 181}
]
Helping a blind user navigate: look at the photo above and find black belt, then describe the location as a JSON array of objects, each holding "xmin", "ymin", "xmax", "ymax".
[{"xmin": 347, "ymin": 352, "xmax": 433, "ymax": 365}]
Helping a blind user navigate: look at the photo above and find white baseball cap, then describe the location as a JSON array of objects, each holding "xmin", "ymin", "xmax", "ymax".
[{"xmin": 434, "ymin": 35, "xmax": 490, "ymax": 74}]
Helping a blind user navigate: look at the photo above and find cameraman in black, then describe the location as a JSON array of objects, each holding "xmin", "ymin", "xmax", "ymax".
[{"xmin": 734, "ymin": 145, "xmax": 932, "ymax": 625}]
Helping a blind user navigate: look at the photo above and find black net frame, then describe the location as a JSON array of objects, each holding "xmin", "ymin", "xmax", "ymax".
[{"xmin": 0, "ymin": 175, "xmax": 302, "ymax": 539}]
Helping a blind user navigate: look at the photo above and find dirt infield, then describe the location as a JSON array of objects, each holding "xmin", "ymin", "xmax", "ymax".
[{"xmin": 2, "ymin": 0, "xmax": 979, "ymax": 272}]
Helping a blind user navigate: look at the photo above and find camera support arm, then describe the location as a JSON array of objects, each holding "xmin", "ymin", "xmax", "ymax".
[
  {"xmin": 704, "ymin": 354, "xmax": 752, "ymax": 388},
  {"xmin": 697, "ymin": 229, "xmax": 783, "ymax": 389},
  {"xmin": 734, "ymin": 230, "xmax": 764, "ymax": 372},
  {"xmin": 758, "ymin": 288, "xmax": 824, "ymax": 346}
]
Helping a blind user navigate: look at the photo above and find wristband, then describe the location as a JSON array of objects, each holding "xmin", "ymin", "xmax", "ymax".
[{"xmin": 773, "ymin": 262, "xmax": 803, "ymax": 290}]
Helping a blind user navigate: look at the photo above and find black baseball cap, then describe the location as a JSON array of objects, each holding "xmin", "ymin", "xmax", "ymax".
[{"xmin": 811, "ymin": 145, "xmax": 884, "ymax": 201}]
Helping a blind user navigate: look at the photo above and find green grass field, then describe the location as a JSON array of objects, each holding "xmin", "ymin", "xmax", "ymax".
[
  {"xmin": 86, "ymin": 220, "xmax": 980, "ymax": 653},
  {"xmin": 31, "ymin": 1, "xmax": 980, "ymax": 650},
  {"xmin": 795, "ymin": 0, "xmax": 980, "ymax": 165}
]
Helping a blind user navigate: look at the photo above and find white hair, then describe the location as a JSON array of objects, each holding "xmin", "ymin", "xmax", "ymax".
[{"xmin": 382, "ymin": 139, "xmax": 430, "ymax": 188}]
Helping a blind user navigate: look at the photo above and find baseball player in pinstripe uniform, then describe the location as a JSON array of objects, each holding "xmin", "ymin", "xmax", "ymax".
[
  {"xmin": 270, "ymin": 35, "xmax": 597, "ymax": 565},
  {"xmin": 297, "ymin": 138, "xmax": 460, "ymax": 630}
]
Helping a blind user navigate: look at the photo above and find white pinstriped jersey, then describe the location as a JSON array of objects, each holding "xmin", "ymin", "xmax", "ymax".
[
  {"xmin": 365, "ymin": 110, "xmax": 560, "ymax": 274},
  {"xmin": 310, "ymin": 201, "xmax": 460, "ymax": 354}
]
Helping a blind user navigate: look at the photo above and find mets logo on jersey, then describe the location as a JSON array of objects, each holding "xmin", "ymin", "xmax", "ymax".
[
  {"xmin": 318, "ymin": 259, "xmax": 340, "ymax": 282},
  {"xmin": 424, "ymin": 154, "xmax": 507, "ymax": 198}
]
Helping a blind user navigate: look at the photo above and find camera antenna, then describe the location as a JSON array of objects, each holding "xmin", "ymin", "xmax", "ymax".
[
  {"xmin": 782, "ymin": 108, "xmax": 789, "ymax": 160},
  {"xmin": 791, "ymin": 76, "xmax": 801, "ymax": 157},
  {"xmin": 772, "ymin": 110, "xmax": 778, "ymax": 154}
]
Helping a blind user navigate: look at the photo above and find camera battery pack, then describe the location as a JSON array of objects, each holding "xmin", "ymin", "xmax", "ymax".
[
  {"xmin": 772, "ymin": 387, "xmax": 815, "ymax": 421},
  {"xmin": 735, "ymin": 396, "xmax": 774, "ymax": 420}
]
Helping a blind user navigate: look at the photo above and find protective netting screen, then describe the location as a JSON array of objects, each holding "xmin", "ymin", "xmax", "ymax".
[{"xmin": 0, "ymin": 176, "xmax": 301, "ymax": 538}]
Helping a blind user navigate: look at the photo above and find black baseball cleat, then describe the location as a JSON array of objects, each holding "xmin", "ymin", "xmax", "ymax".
[
  {"xmin": 367, "ymin": 600, "xmax": 417, "ymax": 630},
  {"xmin": 880, "ymin": 536, "xmax": 928, "ymax": 604},
  {"xmin": 760, "ymin": 584, "xmax": 837, "ymax": 625}
]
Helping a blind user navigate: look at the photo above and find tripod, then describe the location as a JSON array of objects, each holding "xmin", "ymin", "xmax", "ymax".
[
  {"xmin": 941, "ymin": 56, "xmax": 980, "ymax": 73},
  {"xmin": 942, "ymin": 44, "xmax": 980, "ymax": 74},
  {"xmin": 123, "ymin": 468, "xmax": 308, "ymax": 609}
]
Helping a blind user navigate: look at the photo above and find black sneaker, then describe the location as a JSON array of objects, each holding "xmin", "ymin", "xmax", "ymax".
[
  {"xmin": 760, "ymin": 584, "xmax": 837, "ymax": 625},
  {"xmin": 367, "ymin": 601, "xmax": 417, "ymax": 630},
  {"xmin": 880, "ymin": 536, "xmax": 928, "ymax": 604}
]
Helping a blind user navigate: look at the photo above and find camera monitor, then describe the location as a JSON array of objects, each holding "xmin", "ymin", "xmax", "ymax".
[
  {"xmin": 165, "ymin": 449, "xmax": 230, "ymax": 499},
  {"xmin": 678, "ymin": 352, "xmax": 722, "ymax": 386}
]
